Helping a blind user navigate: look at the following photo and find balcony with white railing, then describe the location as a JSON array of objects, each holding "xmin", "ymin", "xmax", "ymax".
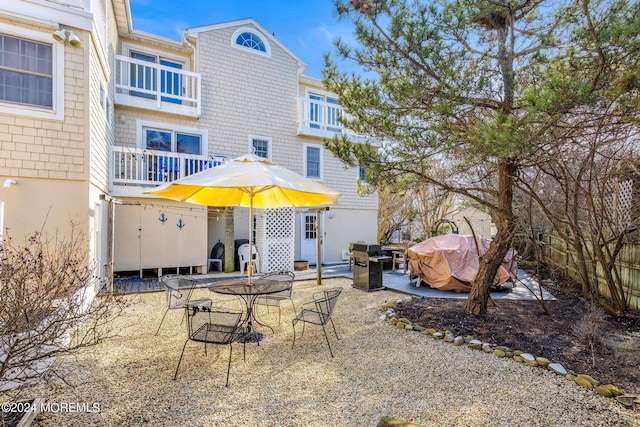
[
  {"xmin": 109, "ymin": 146, "xmax": 224, "ymax": 197},
  {"xmin": 114, "ymin": 55, "xmax": 201, "ymax": 117},
  {"xmin": 298, "ymin": 96, "xmax": 346, "ymax": 138}
]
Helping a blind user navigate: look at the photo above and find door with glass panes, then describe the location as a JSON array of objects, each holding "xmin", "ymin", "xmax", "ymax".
[{"xmin": 300, "ymin": 213, "xmax": 324, "ymax": 265}]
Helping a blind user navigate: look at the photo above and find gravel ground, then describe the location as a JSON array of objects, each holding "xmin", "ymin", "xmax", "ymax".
[{"xmin": 19, "ymin": 278, "xmax": 640, "ymax": 426}]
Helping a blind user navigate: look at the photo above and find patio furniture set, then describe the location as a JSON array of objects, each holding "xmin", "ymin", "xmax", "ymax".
[
  {"xmin": 146, "ymin": 152, "xmax": 344, "ymax": 386},
  {"xmin": 157, "ymin": 273, "xmax": 343, "ymax": 386}
]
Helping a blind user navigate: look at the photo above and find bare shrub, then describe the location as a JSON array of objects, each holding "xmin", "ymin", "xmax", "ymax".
[
  {"xmin": 0, "ymin": 225, "xmax": 126, "ymax": 400},
  {"xmin": 571, "ymin": 303, "xmax": 607, "ymax": 368}
]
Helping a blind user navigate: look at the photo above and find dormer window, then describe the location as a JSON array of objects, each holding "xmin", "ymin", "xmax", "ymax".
[{"xmin": 231, "ymin": 27, "xmax": 271, "ymax": 57}]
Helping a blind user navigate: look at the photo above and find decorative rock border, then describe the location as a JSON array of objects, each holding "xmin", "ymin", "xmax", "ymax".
[
  {"xmin": 381, "ymin": 301, "xmax": 640, "ymax": 411},
  {"xmin": 377, "ymin": 415, "xmax": 423, "ymax": 427}
]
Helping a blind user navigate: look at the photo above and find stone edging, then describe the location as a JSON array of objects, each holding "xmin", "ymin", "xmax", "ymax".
[{"xmin": 381, "ymin": 301, "xmax": 640, "ymax": 411}]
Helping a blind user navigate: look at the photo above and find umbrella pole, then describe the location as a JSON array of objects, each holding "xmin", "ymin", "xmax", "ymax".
[
  {"xmin": 316, "ymin": 209, "xmax": 322, "ymax": 286},
  {"xmin": 248, "ymin": 193, "xmax": 254, "ymax": 284}
]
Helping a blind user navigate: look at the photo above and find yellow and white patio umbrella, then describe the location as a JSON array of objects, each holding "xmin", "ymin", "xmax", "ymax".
[{"xmin": 144, "ymin": 153, "xmax": 341, "ymax": 282}]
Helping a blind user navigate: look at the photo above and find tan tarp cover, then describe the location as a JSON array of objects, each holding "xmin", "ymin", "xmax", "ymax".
[{"xmin": 408, "ymin": 234, "xmax": 517, "ymax": 292}]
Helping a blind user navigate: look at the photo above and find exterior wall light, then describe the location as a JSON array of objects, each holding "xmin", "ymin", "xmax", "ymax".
[{"xmin": 52, "ymin": 28, "xmax": 82, "ymax": 48}]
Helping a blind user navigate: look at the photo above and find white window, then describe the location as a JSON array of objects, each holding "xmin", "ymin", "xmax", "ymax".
[
  {"xmin": 137, "ymin": 120, "xmax": 209, "ymax": 181},
  {"xmin": 237, "ymin": 32, "xmax": 265, "ymax": 52},
  {"xmin": 123, "ymin": 44, "xmax": 186, "ymax": 104},
  {"xmin": 249, "ymin": 135, "xmax": 272, "ymax": 160},
  {"xmin": 304, "ymin": 144, "xmax": 323, "ymax": 180},
  {"xmin": 137, "ymin": 120, "xmax": 208, "ymax": 155},
  {"xmin": 304, "ymin": 214, "xmax": 316, "ymax": 239},
  {"xmin": 105, "ymin": 96, "xmax": 112, "ymax": 126},
  {"xmin": 358, "ymin": 163, "xmax": 367, "ymax": 183},
  {"xmin": 231, "ymin": 27, "xmax": 271, "ymax": 57},
  {"xmin": 0, "ymin": 24, "xmax": 64, "ymax": 120},
  {"xmin": 100, "ymin": 79, "xmax": 112, "ymax": 126},
  {"xmin": 100, "ymin": 82, "xmax": 106, "ymax": 110},
  {"xmin": 306, "ymin": 90, "xmax": 342, "ymax": 132}
]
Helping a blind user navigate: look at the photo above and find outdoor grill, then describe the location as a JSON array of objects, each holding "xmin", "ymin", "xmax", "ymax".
[{"xmin": 351, "ymin": 243, "xmax": 391, "ymax": 291}]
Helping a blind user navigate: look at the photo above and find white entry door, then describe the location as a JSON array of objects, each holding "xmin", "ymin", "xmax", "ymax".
[{"xmin": 300, "ymin": 213, "xmax": 323, "ymax": 265}]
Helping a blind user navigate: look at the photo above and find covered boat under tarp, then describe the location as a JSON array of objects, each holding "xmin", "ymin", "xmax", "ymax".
[{"xmin": 408, "ymin": 234, "xmax": 517, "ymax": 292}]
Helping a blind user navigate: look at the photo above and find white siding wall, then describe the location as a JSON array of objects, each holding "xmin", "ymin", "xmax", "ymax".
[
  {"xmin": 109, "ymin": 20, "xmax": 380, "ymax": 268},
  {"xmin": 89, "ymin": 46, "xmax": 110, "ymax": 193},
  {"xmin": 0, "ymin": 19, "xmax": 87, "ymax": 182},
  {"xmin": 193, "ymin": 24, "xmax": 378, "ymax": 261},
  {"xmin": 0, "ymin": 17, "xmax": 90, "ymax": 241},
  {"xmin": 196, "ymin": 26, "xmax": 300, "ymax": 162},
  {"xmin": 114, "ymin": 200, "xmax": 208, "ymax": 273}
]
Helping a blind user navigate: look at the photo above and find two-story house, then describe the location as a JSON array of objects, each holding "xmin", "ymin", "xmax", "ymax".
[{"xmin": 0, "ymin": 0, "xmax": 378, "ymax": 289}]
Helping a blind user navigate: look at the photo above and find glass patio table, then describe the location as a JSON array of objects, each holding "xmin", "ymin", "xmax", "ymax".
[{"xmin": 208, "ymin": 278, "xmax": 291, "ymax": 342}]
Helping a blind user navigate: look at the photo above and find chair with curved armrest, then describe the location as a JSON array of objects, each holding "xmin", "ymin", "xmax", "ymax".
[
  {"xmin": 155, "ymin": 275, "xmax": 212, "ymax": 336},
  {"xmin": 238, "ymin": 243, "xmax": 260, "ymax": 274},
  {"xmin": 173, "ymin": 306, "xmax": 247, "ymax": 386},
  {"xmin": 254, "ymin": 271, "xmax": 296, "ymax": 325},
  {"xmin": 291, "ymin": 287, "xmax": 343, "ymax": 357}
]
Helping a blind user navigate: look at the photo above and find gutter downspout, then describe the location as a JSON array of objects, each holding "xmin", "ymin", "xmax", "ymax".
[
  {"xmin": 183, "ymin": 34, "xmax": 199, "ymax": 117},
  {"xmin": 183, "ymin": 35, "xmax": 198, "ymax": 76}
]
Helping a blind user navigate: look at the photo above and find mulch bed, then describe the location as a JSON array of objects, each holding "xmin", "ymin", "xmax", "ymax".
[{"xmin": 392, "ymin": 272, "xmax": 640, "ymax": 396}]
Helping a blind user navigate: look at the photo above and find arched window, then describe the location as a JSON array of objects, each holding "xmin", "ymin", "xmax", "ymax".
[
  {"xmin": 231, "ymin": 27, "xmax": 271, "ymax": 57},
  {"xmin": 235, "ymin": 32, "xmax": 265, "ymax": 52}
]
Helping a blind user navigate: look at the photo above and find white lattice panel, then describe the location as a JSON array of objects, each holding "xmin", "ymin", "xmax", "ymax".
[
  {"xmin": 618, "ymin": 179, "xmax": 633, "ymax": 226},
  {"xmin": 255, "ymin": 208, "xmax": 295, "ymax": 273},
  {"xmin": 605, "ymin": 178, "xmax": 634, "ymax": 230}
]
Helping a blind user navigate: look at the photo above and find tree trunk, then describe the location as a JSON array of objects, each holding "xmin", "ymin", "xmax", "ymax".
[
  {"xmin": 569, "ymin": 236, "xmax": 595, "ymax": 300},
  {"xmin": 465, "ymin": 157, "xmax": 517, "ymax": 316}
]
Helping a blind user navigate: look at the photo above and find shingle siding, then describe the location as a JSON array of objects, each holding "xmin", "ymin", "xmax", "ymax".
[
  {"xmin": 0, "ymin": 20, "xmax": 87, "ymax": 181},
  {"xmin": 193, "ymin": 23, "xmax": 377, "ymax": 211},
  {"xmin": 197, "ymin": 26, "xmax": 300, "ymax": 163},
  {"xmin": 89, "ymin": 45, "xmax": 110, "ymax": 193}
]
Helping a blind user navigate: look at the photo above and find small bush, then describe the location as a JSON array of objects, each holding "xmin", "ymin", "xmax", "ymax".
[
  {"xmin": 0, "ymin": 225, "xmax": 126, "ymax": 398},
  {"xmin": 571, "ymin": 304, "xmax": 607, "ymax": 368}
]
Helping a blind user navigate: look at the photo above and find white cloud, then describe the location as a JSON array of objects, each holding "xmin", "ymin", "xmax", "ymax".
[{"xmin": 307, "ymin": 22, "xmax": 357, "ymax": 47}]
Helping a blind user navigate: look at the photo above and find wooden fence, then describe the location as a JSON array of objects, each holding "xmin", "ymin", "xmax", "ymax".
[{"xmin": 541, "ymin": 234, "xmax": 640, "ymax": 311}]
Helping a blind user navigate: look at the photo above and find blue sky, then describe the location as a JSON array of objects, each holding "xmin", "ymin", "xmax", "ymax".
[{"xmin": 129, "ymin": 0, "xmax": 361, "ymax": 79}]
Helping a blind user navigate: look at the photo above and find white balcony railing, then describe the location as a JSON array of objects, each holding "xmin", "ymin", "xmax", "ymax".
[
  {"xmin": 114, "ymin": 55, "xmax": 201, "ymax": 117},
  {"xmin": 110, "ymin": 146, "xmax": 224, "ymax": 188},
  {"xmin": 297, "ymin": 96, "xmax": 348, "ymax": 137}
]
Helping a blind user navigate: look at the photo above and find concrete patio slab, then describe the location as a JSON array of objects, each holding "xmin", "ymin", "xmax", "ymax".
[
  {"xmin": 291, "ymin": 263, "xmax": 556, "ymax": 301},
  {"xmin": 108, "ymin": 263, "xmax": 555, "ymax": 301}
]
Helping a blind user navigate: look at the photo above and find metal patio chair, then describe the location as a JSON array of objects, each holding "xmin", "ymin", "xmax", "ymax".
[
  {"xmin": 155, "ymin": 275, "xmax": 212, "ymax": 336},
  {"xmin": 254, "ymin": 271, "xmax": 296, "ymax": 325},
  {"xmin": 173, "ymin": 305, "xmax": 247, "ymax": 386},
  {"xmin": 291, "ymin": 287, "xmax": 343, "ymax": 357}
]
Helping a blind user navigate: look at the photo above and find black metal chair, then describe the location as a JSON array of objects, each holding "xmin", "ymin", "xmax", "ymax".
[
  {"xmin": 254, "ymin": 271, "xmax": 296, "ymax": 325},
  {"xmin": 155, "ymin": 275, "xmax": 212, "ymax": 336},
  {"xmin": 173, "ymin": 305, "xmax": 246, "ymax": 386},
  {"xmin": 291, "ymin": 287, "xmax": 343, "ymax": 357}
]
